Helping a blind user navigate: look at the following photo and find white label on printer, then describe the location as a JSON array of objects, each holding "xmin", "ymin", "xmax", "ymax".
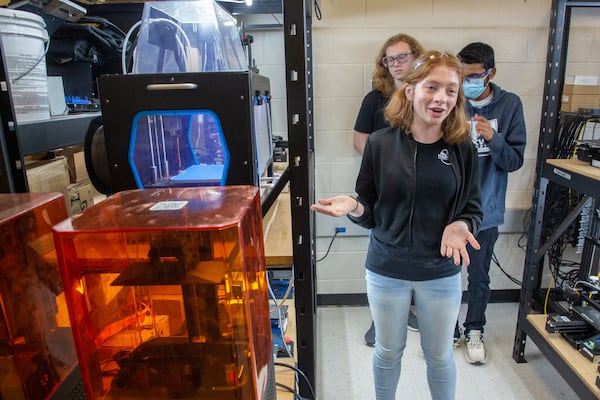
[
  {"xmin": 150, "ymin": 201, "xmax": 188, "ymax": 211},
  {"xmin": 553, "ymin": 168, "xmax": 571, "ymax": 180}
]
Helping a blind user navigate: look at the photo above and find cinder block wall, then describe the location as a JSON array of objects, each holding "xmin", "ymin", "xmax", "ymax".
[{"xmin": 242, "ymin": 0, "xmax": 600, "ymax": 298}]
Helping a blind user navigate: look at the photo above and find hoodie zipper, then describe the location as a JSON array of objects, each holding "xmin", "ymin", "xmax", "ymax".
[{"xmin": 408, "ymin": 142, "xmax": 417, "ymax": 247}]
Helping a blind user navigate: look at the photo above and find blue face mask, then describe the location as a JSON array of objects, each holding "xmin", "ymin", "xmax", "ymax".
[{"xmin": 462, "ymin": 78, "xmax": 487, "ymax": 99}]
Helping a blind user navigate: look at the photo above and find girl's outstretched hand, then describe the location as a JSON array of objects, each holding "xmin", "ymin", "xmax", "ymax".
[
  {"xmin": 311, "ymin": 195, "xmax": 358, "ymax": 217},
  {"xmin": 440, "ymin": 220, "xmax": 481, "ymax": 266}
]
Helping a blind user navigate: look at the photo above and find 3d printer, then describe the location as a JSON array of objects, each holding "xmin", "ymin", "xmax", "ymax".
[
  {"xmin": 52, "ymin": 186, "xmax": 275, "ymax": 399},
  {"xmin": 0, "ymin": 192, "xmax": 78, "ymax": 399},
  {"xmin": 87, "ymin": 1, "xmax": 274, "ymax": 195},
  {"xmin": 94, "ymin": 71, "xmax": 272, "ymax": 193}
]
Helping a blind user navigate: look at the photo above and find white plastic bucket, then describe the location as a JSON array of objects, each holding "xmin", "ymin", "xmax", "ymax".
[{"xmin": 0, "ymin": 8, "xmax": 50, "ymax": 123}]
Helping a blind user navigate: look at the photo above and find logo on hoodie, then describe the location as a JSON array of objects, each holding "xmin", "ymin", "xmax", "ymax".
[
  {"xmin": 471, "ymin": 118, "xmax": 498, "ymax": 157},
  {"xmin": 438, "ymin": 149, "xmax": 451, "ymax": 166}
]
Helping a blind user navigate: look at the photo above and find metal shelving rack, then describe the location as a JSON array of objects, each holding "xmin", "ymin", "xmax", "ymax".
[{"xmin": 512, "ymin": 0, "xmax": 600, "ymax": 398}]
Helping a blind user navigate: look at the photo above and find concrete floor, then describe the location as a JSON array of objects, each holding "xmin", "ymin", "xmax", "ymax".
[{"xmin": 316, "ymin": 303, "xmax": 580, "ymax": 399}]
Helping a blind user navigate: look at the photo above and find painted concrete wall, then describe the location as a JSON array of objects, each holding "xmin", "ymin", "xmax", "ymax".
[{"xmin": 242, "ymin": 0, "xmax": 600, "ymax": 295}]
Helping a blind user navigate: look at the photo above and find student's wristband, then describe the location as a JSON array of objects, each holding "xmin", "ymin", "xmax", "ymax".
[{"xmin": 348, "ymin": 197, "xmax": 360, "ymax": 214}]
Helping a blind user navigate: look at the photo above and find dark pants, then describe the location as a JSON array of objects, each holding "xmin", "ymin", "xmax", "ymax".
[{"xmin": 463, "ymin": 227, "xmax": 499, "ymax": 335}]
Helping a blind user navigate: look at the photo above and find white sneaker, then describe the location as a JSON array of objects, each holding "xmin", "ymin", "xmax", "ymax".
[{"xmin": 465, "ymin": 330, "xmax": 487, "ymax": 364}]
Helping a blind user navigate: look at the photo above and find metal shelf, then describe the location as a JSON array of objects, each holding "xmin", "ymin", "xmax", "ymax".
[
  {"xmin": 543, "ymin": 159, "xmax": 600, "ymax": 199},
  {"xmin": 17, "ymin": 113, "xmax": 99, "ymax": 156},
  {"xmin": 522, "ymin": 315, "xmax": 600, "ymax": 400},
  {"xmin": 513, "ymin": 1, "xmax": 600, "ymax": 398}
]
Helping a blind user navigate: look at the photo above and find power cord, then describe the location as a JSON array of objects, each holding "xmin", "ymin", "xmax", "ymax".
[
  {"xmin": 274, "ymin": 362, "xmax": 317, "ymax": 400},
  {"xmin": 13, "ymin": 37, "xmax": 50, "ymax": 82},
  {"xmin": 316, "ymin": 228, "xmax": 345, "ymax": 262},
  {"xmin": 491, "ymin": 251, "xmax": 522, "ymax": 286},
  {"xmin": 275, "ymin": 382, "xmax": 311, "ymax": 400},
  {"xmin": 314, "ymin": 0, "xmax": 322, "ymax": 20}
]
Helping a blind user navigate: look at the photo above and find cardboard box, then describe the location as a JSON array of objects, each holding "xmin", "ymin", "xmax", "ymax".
[
  {"xmin": 561, "ymin": 85, "xmax": 600, "ymax": 112},
  {"xmin": 564, "ymin": 84, "xmax": 600, "ymax": 95},
  {"xmin": 55, "ymin": 146, "xmax": 88, "ymax": 183},
  {"xmin": 570, "ymin": 96, "xmax": 600, "ymax": 112},
  {"xmin": 73, "ymin": 150, "xmax": 88, "ymax": 183},
  {"xmin": 24, "ymin": 157, "xmax": 96, "ymax": 216},
  {"xmin": 67, "ymin": 180, "xmax": 94, "ymax": 215},
  {"xmin": 26, "ymin": 157, "xmax": 70, "ymax": 198}
]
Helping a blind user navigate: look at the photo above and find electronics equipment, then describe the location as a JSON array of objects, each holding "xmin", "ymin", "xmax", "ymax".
[
  {"xmin": 580, "ymin": 237, "xmax": 600, "ymax": 278},
  {"xmin": 43, "ymin": 0, "xmax": 87, "ymax": 22},
  {"xmin": 270, "ymin": 304, "xmax": 288, "ymax": 332},
  {"xmin": 0, "ymin": 193, "xmax": 79, "ymax": 399},
  {"xmin": 268, "ymin": 269, "xmax": 293, "ymax": 299},
  {"xmin": 270, "ymin": 304, "xmax": 291, "ymax": 358},
  {"xmin": 580, "ymin": 333, "xmax": 600, "ymax": 361},
  {"xmin": 560, "ymin": 328, "xmax": 598, "ymax": 351},
  {"xmin": 52, "ymin": 186, "xmax": 276, "ymax": 399},
  {"xmin": 545, "ymin": 313, "xmax": 590, "ymax": 333},
  {"xmin": 577, "ymin": 140, "xmax": 600, "ymax": 168},
  {"xmin": 573, "ymin": 304, "xmax": 600, "ymax": 332}
]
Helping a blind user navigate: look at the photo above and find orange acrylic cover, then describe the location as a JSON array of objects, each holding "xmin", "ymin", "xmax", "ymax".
[
  {"xmin": 0, "ymin": 192, "xmax": 76, "ymax": 399},
  {"xmin": 52, "ymin": 186, "xmax": 271, "ymax": 400}
]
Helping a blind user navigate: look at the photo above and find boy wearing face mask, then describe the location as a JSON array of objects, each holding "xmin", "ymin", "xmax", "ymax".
[{"xmin": 454, "ymin": 42, "xmax": 526, "ymax": 365}]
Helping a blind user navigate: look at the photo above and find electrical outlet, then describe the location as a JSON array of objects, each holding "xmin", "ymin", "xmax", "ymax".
[{"xmin": 335, "ymin": 227, "xmax": 346, "ymax": 233}]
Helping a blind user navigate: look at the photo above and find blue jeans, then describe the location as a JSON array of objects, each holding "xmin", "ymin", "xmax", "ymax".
[
  {"xmin": 463, "ymin": 227, "xmax": 499, "ymax": 334},
  {"xmin": 366, "ymin": 269, "xmax": 461, "ymax": 400}
]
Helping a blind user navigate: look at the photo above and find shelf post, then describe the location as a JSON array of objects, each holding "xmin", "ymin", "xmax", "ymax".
[{"xmin": 282, "ymin": 0, "xmax": 317, "ymax": 397}]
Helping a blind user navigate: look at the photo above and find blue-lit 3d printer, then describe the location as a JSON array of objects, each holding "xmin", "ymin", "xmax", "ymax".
[{"xmin": 88, "ymin": 0, "xmax": 275, "ymax": 195}]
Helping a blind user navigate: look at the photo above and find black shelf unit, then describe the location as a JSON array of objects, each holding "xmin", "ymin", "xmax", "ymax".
[
  {"xmin": 514, "ymin": 159, "xmax": 600, "ymax": 399},
  {"xmin": 17, "ymin": 113, "xmax": 100, "ymax": 156},
  {"xmin": 512, "ymin": 0, "xmax": 600, "ymax": 398}
]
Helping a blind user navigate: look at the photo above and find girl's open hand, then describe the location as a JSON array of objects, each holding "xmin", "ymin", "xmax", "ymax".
[
  {"xmin": 440, "ymin": 220, "xmax": 481, "ymax": 266},
  {"xmin": 311, "ymin": 195, "xmax": 357, "ymax": 217}
]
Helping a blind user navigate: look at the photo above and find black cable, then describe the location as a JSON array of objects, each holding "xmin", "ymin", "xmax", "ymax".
[
  {"xmin": 515, "ymin": 113, "xmax": 599, "ymax": 300},
  {"xmin": 274, "ymin": 362, "xmax": 317, "ymax": 400},
  {"xmin": 535, "ymin": 113, "xmax": 599, "ymax": 292},
  {"xmin": 518, "ymin": 208, "xmax": 531, "ymax": 251},
  {"xmin": 314, "ymin": 0, "xmax": 322, "ymax": 20},
  {"xmin": 316, "ymin": 230, "xmax": 338, "ymax": 262},
  {"xmin": 275, "ymin": 382, "xmax": 301, "ymax": 399},
  {"xmin": 13, "ymin": 39, "xmax": 50, "ymax": 82},
  {"xmin": 275, "ymin": 383, "xmax": 310, "ymax": 400},
  {"xmin": 491, "ymin": 251, "xmax": 521, "ymax": 286}
]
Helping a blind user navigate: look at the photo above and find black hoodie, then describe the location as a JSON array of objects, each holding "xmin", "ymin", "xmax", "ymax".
[{"xmin": 348, "ymin": 127, "xmax": 482, "ymax": 280}]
